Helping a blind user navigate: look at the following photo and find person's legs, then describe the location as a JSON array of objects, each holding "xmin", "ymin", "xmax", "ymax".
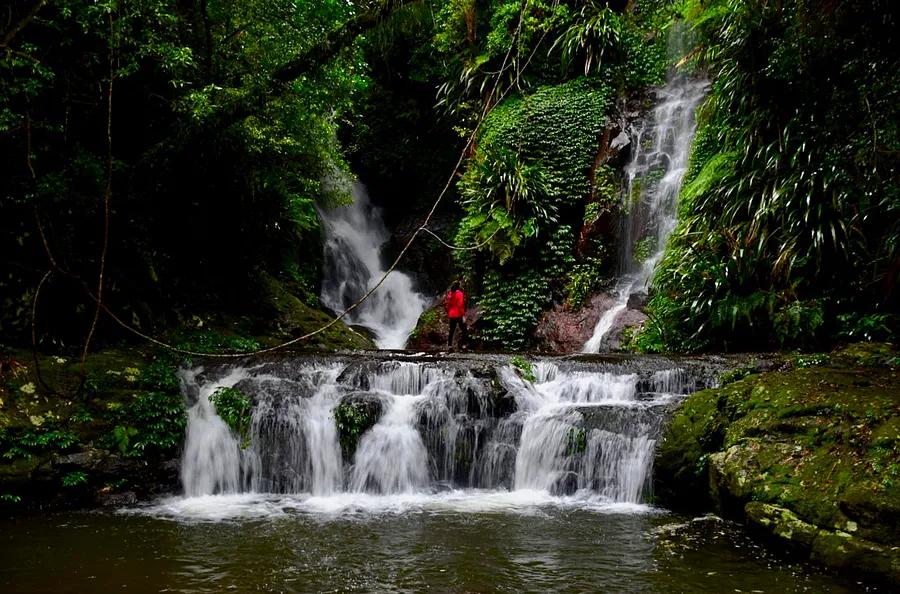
[
  {"xmin": 458, "ymin": 318, "xmax": 468, "ymax": 347},
  {"xmin": 448, "ymin": 318, "xmax": 459, "ymax": 347}
]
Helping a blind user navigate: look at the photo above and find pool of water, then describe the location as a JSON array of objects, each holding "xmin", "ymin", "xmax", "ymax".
[{"xmin": 0, "ymin": 492, "xmax": 879, "ymax": 593}]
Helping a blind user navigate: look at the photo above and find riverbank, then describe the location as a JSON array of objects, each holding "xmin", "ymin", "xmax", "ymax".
[{"xmin": 655, "ymin": 342, "xmax": 900, "ymax": 585}]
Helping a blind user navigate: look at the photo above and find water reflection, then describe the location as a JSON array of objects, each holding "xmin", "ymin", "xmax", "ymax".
[{"xmin": 0, "ymin": 507, "xmax": 878, "ymax": 593}]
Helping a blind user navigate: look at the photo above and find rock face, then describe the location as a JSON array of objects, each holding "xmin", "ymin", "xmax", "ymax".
[
  {"xmin": 533, "ymin": 292, "xmax": 648, "ymax": 353},
  {"xmin": 654, "ymin": 343, "xmax": 900, "ymax": 585}
]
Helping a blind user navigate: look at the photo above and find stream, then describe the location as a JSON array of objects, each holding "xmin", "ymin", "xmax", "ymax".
[
  {"xmin": 1, "ymin": 506, "xmax": 872, "ymax": 593},
  {"xmin": 0, "ymin": 354, "xmax": 880, "ymax": 592}
]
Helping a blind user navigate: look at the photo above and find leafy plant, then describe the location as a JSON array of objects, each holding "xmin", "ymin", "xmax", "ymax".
[
  {"xmin": 209, "ymin": 387, "xmax": 253, "ymax": 449},
  {"xmin": 103, "ymin": 391, "xmax": 186, "ymax": 458},
  {"xmin": 108, "ymin": 425, "xmax": 139, "ymax": 456},
  {"xmin": 510, "ymin": 355, "xmax": 536, "ymax": 382},
  {"xmin": 61, "ymin": 471, "xmax": 88, "ymax": 488},
  {"xmin": 565, "ymin": 257, "xmax": 605, "ymax": 308},
  {"xmin": 333, "ymin": 401, "xmax": 378, "ymax": 458},
  {"xmin": 565, "ymin": 427, "xmax": 587, "ymax": 456},
  {"xmin": 554, "ymin": 3, "xmax": 623, "ymax": 76}
]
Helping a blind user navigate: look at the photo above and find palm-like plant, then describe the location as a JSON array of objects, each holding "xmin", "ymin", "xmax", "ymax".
[
  {"xmin": 553, "ymin": 1, "xmax": 623, "ymax": 76},
  {"xmin": 459, "ymin": 148, "xmax": 555, "ymax": 263}
]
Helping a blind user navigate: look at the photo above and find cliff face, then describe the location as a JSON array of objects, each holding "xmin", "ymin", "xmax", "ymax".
[{"xmin": 654, "ymin": 343, "xmax": 900, "ymax": 585}]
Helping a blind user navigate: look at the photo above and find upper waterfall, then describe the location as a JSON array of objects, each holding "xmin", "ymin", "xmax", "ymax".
[
  {"xmin": 318, "ymin": 182, "xmax": 429, "ymax": 349},
  {"xmin": 583, "ymin": 71, "xmax": 708, "ymax": 353}
]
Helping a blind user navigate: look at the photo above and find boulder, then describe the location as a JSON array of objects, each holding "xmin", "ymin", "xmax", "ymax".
[{"xmin": 654, "ymin": 344, "xmax": 900, "ymax": 585}]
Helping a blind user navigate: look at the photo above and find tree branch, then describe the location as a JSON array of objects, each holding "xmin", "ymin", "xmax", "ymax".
[{"xmin": 1, "ymin": 0, "xmax": 48, "ymax": 48}]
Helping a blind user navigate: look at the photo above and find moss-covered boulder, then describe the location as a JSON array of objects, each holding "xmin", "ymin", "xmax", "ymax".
[
  {"xmin": 655, "ymin": 343, "xmax": 900, "ymax": 585},
  {"xmin": 406, "ymin": 300, "xmax": 482, "ymax": 351},
  {"xmin": 256, "ymin": 272, "xmax": 375, "ymax": 350},
  {"xmin": 333, "ymin": 393, "xmax": 383, "ymax": 461}
]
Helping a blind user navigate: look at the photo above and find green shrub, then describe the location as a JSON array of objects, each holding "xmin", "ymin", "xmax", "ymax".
[
  {"xmin": 209, "ymin": 387, "xmax": 253, "ymax": 449},
  {"xmin": 102, "ymin": 391, "xmax": 186, "ymax": 458},
  {"xmin": 139, "ymin": 359, "xmax": 181, "ymax": 392},
  {"xmin": 565, "ymin": 257, "xmax": 605, "ymax": 308}
]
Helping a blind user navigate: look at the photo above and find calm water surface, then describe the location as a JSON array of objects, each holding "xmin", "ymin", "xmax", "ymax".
[{"xmin": 0, "ymin": 493, "xmax": 877, "ymax": 593}]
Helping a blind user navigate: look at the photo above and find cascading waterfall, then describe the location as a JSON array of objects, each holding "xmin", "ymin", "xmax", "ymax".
[
  {"xmin": 583, "ymin": 62, "xmax": 708, "ymax": 353},
  {"xmin": 319, "ymin": 181, "xmax": 429, "ymax": 349},
  {"xmin": 177, "ymin": 357, "xmax": 706, "ymax": 513}
]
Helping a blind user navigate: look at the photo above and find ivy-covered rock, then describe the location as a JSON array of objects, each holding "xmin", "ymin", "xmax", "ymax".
[{"xmin": 333, "ymin": 393, "xmax": 383, "ymax": 461}]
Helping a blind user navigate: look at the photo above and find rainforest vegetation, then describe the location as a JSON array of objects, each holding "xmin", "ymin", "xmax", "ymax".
[
  {"xmin": 1, "ymin": 4, "xmax": 898, "ymax": 586},
  {"xmin": 1, "ymin": 0, "xmax": 897, "ymax": 355}
]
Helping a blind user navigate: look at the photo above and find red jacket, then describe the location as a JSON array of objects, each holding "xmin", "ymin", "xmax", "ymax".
[{"xmin": 446, "ymin": 289, "xmax": 465, "ymax": 319}]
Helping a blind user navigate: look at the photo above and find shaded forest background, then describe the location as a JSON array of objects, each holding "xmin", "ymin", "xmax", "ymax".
[{"xmin": 1, "ymin": 0, "xmax": 898, "ymax": 354}]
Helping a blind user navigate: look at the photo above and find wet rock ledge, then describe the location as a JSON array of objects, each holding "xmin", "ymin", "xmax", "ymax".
[{"xmin": 654, "ymin": 343, "xmax": 900, "ymax": 586}]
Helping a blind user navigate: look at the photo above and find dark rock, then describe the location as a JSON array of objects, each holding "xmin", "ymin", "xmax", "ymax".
[
  {"xmin": 552, "ymin": 471, "xmax": 579, "ymax": 496},
  {"xmin": 626, "ymin": 292, "xmax": 647, "ymax": 309},
  {"xmin": 96, "ymin": 490, "xmax": 138, "ymax": 507}
]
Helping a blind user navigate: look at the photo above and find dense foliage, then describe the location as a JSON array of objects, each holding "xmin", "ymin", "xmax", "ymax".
[
  {"xmin": 1, "ymin": 0, "xmax": 374, "ymax": 346},
  {"xmin": 640, "ymin": 0, "xmax": 900, "ymax": 351},
  {"xmin": 4, "ymin": 0, "xmax": 894, "ymax": 354},
  {"xmin": 447, "ymin": 1, "xmax": 670, "ymax": 347}
]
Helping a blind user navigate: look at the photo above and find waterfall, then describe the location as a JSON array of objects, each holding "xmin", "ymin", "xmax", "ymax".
[
  {"xmin": 318, "ymin": 181, "xmax": 429, "ymax": 349},
  {"xmin": 583, "ymin": 67, "xmax": 708, "ymax": 352},
  {"xmin": 178, "ymin": 357, "xmax": 709, "ymax": 509}
]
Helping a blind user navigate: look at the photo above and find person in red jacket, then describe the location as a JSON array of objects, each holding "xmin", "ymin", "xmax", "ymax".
[{"xmin": 446, "ymin": 280, "xmax": 467, "ymax": 348}]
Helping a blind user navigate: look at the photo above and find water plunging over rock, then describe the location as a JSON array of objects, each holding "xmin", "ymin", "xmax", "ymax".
[
  {"xmin": 583, "ymin": 72, "xmax": 708, "ymax": 352},
  {"xmin": 319, "ymin": 182, "xmax": 429, "ymax": 349},
  {"xmin": 179, "ymin": 354, "xmax": 722, "ymax": 508}
]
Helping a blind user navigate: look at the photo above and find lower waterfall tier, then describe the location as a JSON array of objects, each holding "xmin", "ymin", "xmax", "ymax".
[{"xmin": 180, "ymin": 356, "xmax": 721, "ymax": 504}]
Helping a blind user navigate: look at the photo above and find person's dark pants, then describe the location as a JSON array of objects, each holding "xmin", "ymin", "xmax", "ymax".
[{"xmin": 448, "ymin": 317, "xmax": 467, "ymax": 347}]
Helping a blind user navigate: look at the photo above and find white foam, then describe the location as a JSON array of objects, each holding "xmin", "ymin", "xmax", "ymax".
[{"xmin": 126, "ymin": 489, "xmax": 659, "ymax": 522}]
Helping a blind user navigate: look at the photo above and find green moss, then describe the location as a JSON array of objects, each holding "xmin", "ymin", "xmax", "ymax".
[
  {"xmin": 257, "ymin": 272, "xmax": 374, "ymax": 350},
  {"xmin": 657, "ymin": 343, "xmax": 900, "ymax": 545},
  {"xmin": 410, "ymin": 309, "xmax": 439, "ymax": 339}
]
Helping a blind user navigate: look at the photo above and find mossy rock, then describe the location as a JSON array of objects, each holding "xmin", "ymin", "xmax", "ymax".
[
  {"xmin": 655, "ymin": 343, "xmax": 900, "ymax": 584},
  {"xmin": 653, "ymin": 388, "xmax": 725, "ymax": 510},
  {"xmin": 334, "ymin": 393, "xmax": 382, "ymax": 461},
  {"xmin": 256, "ymin": 272, "xmax": 374, "ymax": 350}
]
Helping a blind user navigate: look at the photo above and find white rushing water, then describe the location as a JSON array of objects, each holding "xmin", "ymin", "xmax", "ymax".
[
  {"xmin": 583, "ymin": 72, "xmax": 708, "ymax": 352},
  {"xmin": 319, "ymin": 182, "xmax": 429, "ymax": 349},
  {"xmin": 159, "ymin": 358, "xmax": 698, "ymax": 520}
]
